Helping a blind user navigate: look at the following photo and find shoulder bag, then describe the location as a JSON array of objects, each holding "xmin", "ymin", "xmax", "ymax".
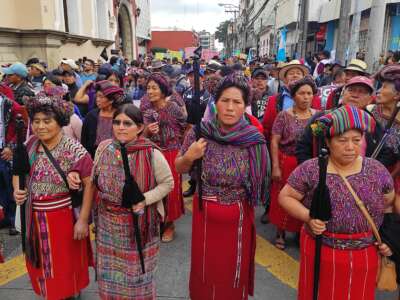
[
  {"xmin": 41, "ymin": 143, "xmax": 83, "ymax": 220},
  {"xmin": 333, "ymin": 165, "xmax": 397, "ymax": 292}
]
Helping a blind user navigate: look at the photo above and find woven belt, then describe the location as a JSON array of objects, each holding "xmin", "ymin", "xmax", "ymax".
[
  {"xmin": 32, "ymin": 197, "xmax": 71, "ymax": 211},
  {"xmin": 322, "ymin": 231, "xmax": 375, "ymax": 250}
]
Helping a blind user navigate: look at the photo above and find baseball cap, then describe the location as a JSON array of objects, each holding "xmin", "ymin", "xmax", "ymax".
[
  {"xmin": 345, "ymin": 76, "xmax": 374, "ymax": 93},
  {"xmin": 251, "ymin": 67, "xmax": 268, "ymax": 79},
  {"xmin": 2, "ymin": 62, "xmax": 28, "ymax": 78},
  {"xmin": 60, "ymin": 58, "xmax": 78, "ymax": 70}
]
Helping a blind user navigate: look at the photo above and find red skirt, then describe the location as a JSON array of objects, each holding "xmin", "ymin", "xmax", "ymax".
[
  {"xmin": 298, "ymin": 227, "xmax": 379, "ymax": 300},
  {"xmin": 189, "ymin": 195, "xmax": 256, "ymax": 300},
  {"xmin": 269, "ymin": 152, "xmax": 303, "ymax": 232},
  {"xmin": 26, "ymin": 206, "xmax": 93, "ymax": 300},
  {"xmin": 162, "ymin": 149, "xmax": 184, "ymax": 222}
]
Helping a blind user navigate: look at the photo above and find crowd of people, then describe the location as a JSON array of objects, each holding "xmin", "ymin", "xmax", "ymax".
[{"xmin": 0, "ymin": 49, "xmax": 399, "ymax": 300}]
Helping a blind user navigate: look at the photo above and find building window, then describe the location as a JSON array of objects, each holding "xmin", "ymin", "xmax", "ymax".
[{"xmin": 359, "ymin": 30, "xmax": 368, "ymax": 52}]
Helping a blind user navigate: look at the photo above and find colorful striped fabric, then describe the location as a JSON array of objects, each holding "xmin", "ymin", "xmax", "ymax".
[
  {"xmin": 318, "ymin": 105, "xmax": 376, "ymax": 137},
  {"xmin": 200, "ymin": 117, "xmax": 269, "ymax": 206}
]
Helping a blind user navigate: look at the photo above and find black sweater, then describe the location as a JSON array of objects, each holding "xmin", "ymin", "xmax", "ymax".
[{"xmin": 81, "ymin": 109, "xmax": 100, "ymax": 158}]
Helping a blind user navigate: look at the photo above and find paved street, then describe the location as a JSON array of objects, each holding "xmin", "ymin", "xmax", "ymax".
[{"xmin": 0, "ymin": 187, "xmax": 398, "ymax": 300}]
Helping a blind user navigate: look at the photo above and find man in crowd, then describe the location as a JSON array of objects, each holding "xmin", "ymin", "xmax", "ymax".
[
  {"xmin": 80, "ymin": 59, "xmax": 97, "ymax": 84},
  {"xmin": 182, "ymin": 66, "xmax": 211, "ymax": 197},
  {"xmin": 28, "ymin": 62, "xmax": 46, "ymax": 91},
  {"xmin": 60, "ymin": 58, "xmax": 83, "ymax": 87},
  {"xmin": 325, "ymin": 58, "xmax": 368, "ymax": 109},
  {"xmin": 296, "ymin": 76, "xmax": 394, "ymax": 167},
  {"xmin": 251, "ymin": 67, "xmax": 271, "ymax": 121},
  {"xmin": 0, "ymin": 83, "xmax": 25, "ymax": 235},
  {"xmin": 2, "ymin": 62, "xmax": 34, "ymax": 105}
]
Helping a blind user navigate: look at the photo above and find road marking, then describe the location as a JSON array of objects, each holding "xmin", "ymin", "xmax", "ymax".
[
  {"xmin": 0, "ymin": 225, "xmax": 96, "ymax": 286},
  {"xmin": 255, "ymin": 236, "xmax": 299, "ymax": 289},
  {"xmin": 1, "ymin": 187, "xmax": 300, "ymax": 289},
  {"xmin": 0, "ymin": 255, "xmax": 26, "ymax": 286}
]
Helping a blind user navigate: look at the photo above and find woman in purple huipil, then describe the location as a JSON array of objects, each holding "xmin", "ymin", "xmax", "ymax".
[
  {"xmin": 279, "ymin": 105, "xmax": 397, "ymax": 300},
  {"xmin": 176, "ymin": 74, "xmax": 269, "ymax": 300},
  {"xmin": 142, "ymin": 73, "xmax": 187, "ymax": 242},
  {"xmin": 269, "ymin": 76, "xmax": 319, "ymax": 250}
]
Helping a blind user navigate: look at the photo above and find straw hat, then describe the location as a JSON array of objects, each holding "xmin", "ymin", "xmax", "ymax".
[
  {"xmin": 345, "ymin": 59, "xmax": 368, "ymax": 75},
  {"xmin": 278, "ymin": 60, "xmax": 309, "ymax": 80}
]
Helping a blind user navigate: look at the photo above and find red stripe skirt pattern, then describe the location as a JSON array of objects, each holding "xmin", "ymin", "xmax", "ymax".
[
  {"xmin": 269, "ymin": 152, "xmax": 303, "ymax": 232},
  {"xmin": 298, "ymin": 227, "xmax": 379, "ymax": 300},
  {"xmin": 162, "ymin": 149, "xmax": 184, "ymax": 222},
  {"xmin": 189, "ymin": 195, "xmax": 256, "ymax": 300},
  {"xmin": 26, "ymin": 206, "xmax": 93, "ymax": 300}
]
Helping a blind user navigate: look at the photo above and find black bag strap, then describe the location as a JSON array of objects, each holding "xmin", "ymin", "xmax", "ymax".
[
  {"xmin": 120, "ymin": 143, "xmax": 133, "ymax": 182},
  {"xmin": 41, "ymin": 142, "xmax": 69, "ymax": 189}
]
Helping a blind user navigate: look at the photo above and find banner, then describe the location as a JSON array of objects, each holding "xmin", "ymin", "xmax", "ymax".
[
  {"xmin": 168, "ymin": 50, "xmax": 183, "ymax": 61},
  {"xmin": 184, "ymin": 47, "xmax": 220, "ymax": 62},
  {"xmin": 277, "ymin": 27, "xmax": 287, "ymax": 62},
  {"xmin": 155, "ymin": 52, "xmax": 166, "ymax": 60},
  {"xmin": 155, "ymin": 51, "xmax": 184, "ymax": 62}
]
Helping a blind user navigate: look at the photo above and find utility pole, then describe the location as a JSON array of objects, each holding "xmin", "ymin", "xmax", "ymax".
[
  {"xmin": 299, "ymin": 0, "xmax": 309, "ymax": 58},
  {"xmin": 294, "ymin": 0, "xmax": 302, "ymax": 58},
  {"xmin": 273, "ymin": 1, "xmax": 278, "ymax": 57},
  {"xmin": 336, "ymin": 0, "xmax": 351, "ymax": 64},
  {"xmin": 348, "ymin": 0, "xmax": 361, "ymax": 61},
  {"xmin": 365, "ymin": 0, "xmax": 387, "ymax": 73}
]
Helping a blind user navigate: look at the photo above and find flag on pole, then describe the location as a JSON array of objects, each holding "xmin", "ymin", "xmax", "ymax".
[{"xmin": 277, "ymin": 27, "xmax": 287, "ymax": 62}]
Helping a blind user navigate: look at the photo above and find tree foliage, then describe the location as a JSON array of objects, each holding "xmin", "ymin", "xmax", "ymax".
[{"xmin": 214, "ymin": 20, "xmax": 230, "ymax": 43}]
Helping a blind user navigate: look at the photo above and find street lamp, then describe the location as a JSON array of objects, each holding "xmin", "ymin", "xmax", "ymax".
[
  {"xmin": 218, "ymin": 3, "xmax": 240, "ymax": 56},
  {"xmin": 218, "ymin": 3, "xmax": 239, "ymax": 18}
]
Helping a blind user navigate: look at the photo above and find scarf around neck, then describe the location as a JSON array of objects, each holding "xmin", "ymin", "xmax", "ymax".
[{"xmin": 200, "ymin": 117, "xmax": 270, "ymax": 206}]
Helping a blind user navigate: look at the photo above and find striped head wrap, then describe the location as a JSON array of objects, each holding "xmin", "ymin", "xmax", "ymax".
[
  {"xmin": 316, "ymin": 105, "xmax": 375, "ymax": 137},
  {"xmin": 95, "ymin": 80, "xmax": 124, "ymax": 104}
]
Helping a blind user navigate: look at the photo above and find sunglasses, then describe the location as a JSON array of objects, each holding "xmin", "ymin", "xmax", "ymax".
[{"xmin": 112, "ymin": 119, "xmax": 136, "ymax": 128}]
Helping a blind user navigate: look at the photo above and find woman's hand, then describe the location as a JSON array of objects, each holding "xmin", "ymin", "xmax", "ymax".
[
  {"xmin": 146, "ymin": 122, "xmax": 159, "ymax": 135},
  {"xmin": 272, "ymin": 166, "xmax": 282, "ymax": 182},
  {"xmin": 377, "ymin": 242, "xmax": 393, "ymax": 257},
  {"xmin": 67, "ymin": 171, "xmax": 81, "ymax": 190},
  {"xmin": 14, "ymin": 189, "xmax": 28, "ymax": 205},
  {"xmin": 73, "ymin": 218, "xmax": 89, "ymax": 240},
  {"xmin": 1, "ymin": 147, "xmax": 13, "ymax": 161},
  {"xmin": 307, "ymin": 219, "xmax": 327, "ymax": 235},
  {"xmin": 132, "ymin": 201, "xmax": 146, "ymax": 214},
  {"xmin": 185, "ymin": 138, "xmax": 207, "ymax": 162}
]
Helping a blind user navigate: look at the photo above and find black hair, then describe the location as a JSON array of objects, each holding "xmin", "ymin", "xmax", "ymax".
[
  {"xmin": 26, "ymin": 57, "xmax": 39, "ymax": 66},
  {"xmin": 113, "ymin": 103, "xmax": 143, "ymax": 125},
  {"xmin": 333, "ymin": 68, "xmax": 345, "ymax": 81},
  {"xmin": 106, "ymin": 70, "xmax": 123, "ymax": 87},
  {"xmin": 110, "ymin": 56, "xmax": 118, "ymax": 66},
  {"xmin": 51, "ymin": 68, "xmax": 63, "ymax": 76},
  {"xmin": 29, "ymin": 105, "xmax": 70, "ymax": 127},
  {"xmin": 214, "ymin": 74, "xmax": 251, "ymax": 106},
  {"xmin": 85, "ymin": 59, "xmax": 95, "ymax": 66},
  {"xmin": 43, "ymin": 73, "xmax": 63, "ymax": 86},
  {"xmin": 219, "ymin": 66, "xmax": 234, "ymax": 77},
  {"xmin": 289, "ymin": 76, "xmax": 318, "ymax": 98}
]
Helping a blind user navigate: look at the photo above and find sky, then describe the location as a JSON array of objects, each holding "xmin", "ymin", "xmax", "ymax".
[{"xmin": 150, "ymin": 0, "xmax": 239, "ymax": 36}]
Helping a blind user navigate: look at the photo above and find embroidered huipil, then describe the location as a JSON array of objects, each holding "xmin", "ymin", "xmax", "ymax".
[
  {"xmin": 288, "ymin": 157, "xmax": 393, "ymax": 234},
  {"xmin": 271, "ymin": 110, "xmax": 310, "ymax": 155},
  {"xmin": 181, "ymin": 129, "xmax": 250, "ymax": 204}
]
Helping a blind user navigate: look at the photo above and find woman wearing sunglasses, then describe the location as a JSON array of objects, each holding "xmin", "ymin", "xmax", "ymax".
[{"xmin": 89, "ymin": 103, "xmax": 174, "ymax": 299}]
